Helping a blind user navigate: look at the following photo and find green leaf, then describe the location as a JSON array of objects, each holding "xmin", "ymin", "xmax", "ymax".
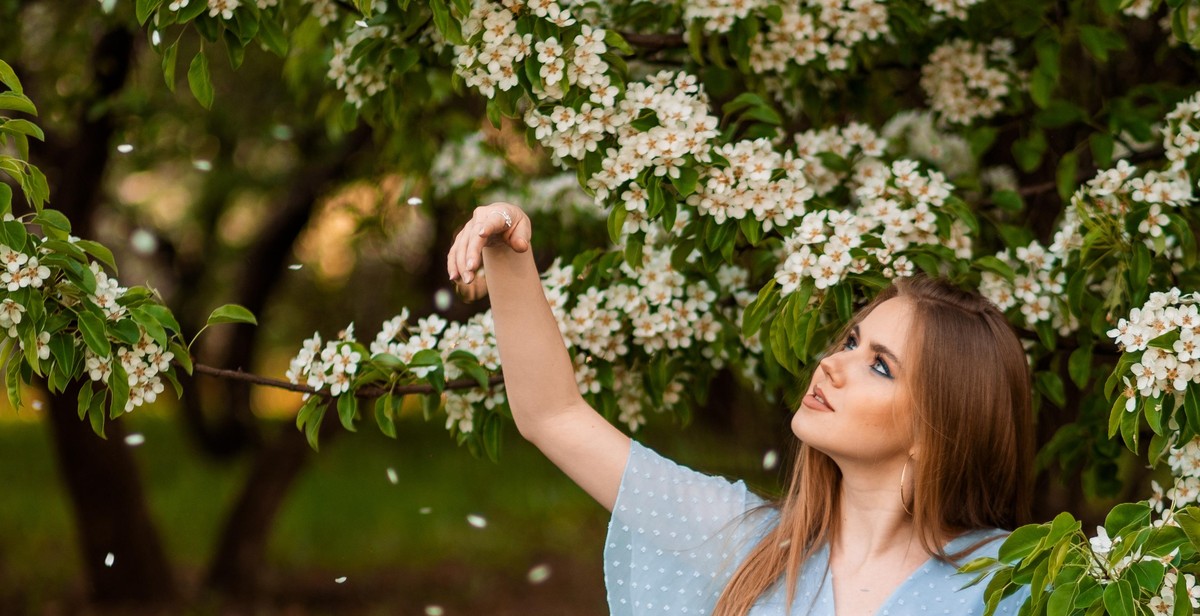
[
  {"xmin": 429, "ymin": 0, "xmax": 464, "ymax": 46},
  {"xmin": 374, "ymin": 395, "xmax": 397, "ymax": 438},
  {"xmin": 131, "ymin": 307, "xmax": 169, "ymax": 347},
  {"xmin": 337, "ymin": 392, "xmax": 358, "ymax": 432},
  {"xmin": 1177, "ymin": 508, "xmax": 1200, "ymax": 552},
  {"xmin": 1056, "ymin": 151, "xmax": 1078, "ymax": 201},
  {"xmin": 295, "ymin": 394, "xmax": 322, "ymax": 429},
  {"xmin": 1079, "ymin": 25, "xmax": 1125, "ymax": 62},
  {"xmin": 1105, "ymin": 502, "xmax": 1150, "ymax": 536},
  {"xmin": 306, "ymin": 404, "xmax": 326, "ymax": 451},
  {"xmin": 5, "ymin": 352, "xmax": 23, "ymax": 411},
  {"xmin": 1068, "ymin": 343, "xmax": 1092, "ymax": 389},
  {"xmin": 482, "ymin": 413, "xmax": 503, "ymax": 462},
  {"xmin": 170, "ymin": 341, "xmax": 192, "ymax": 375},
  {"xmin": 33, "ymin": 211, "xmax": 70, "ymax": 239},
  {"xmin": 0, "ymin": 119, "xmax": 45, "ymax": 141},
  {"xmin": 1012, "ymin": 131, "xmax": 1047, "ymax": 172},
  {"xmin": 187, "ymin": 51, "xmax": 214, "ymax": 109},
  {"xmin": 0, "ymin": 92, "xmax": 37, "ymax": 115},
  {"xmin": 162, "ymin": 40, "xmax": 179, "ymax": 92},
  {"xmin": 742, "ymin": 279, "xmax": 779, "ymax": 338},
  {"xmin": 0, "ymin": 60, "xmax": 23, "ymax": 94},
  {"xmin": 974, "ymin": 255, "xmax": 1015, "ymax": 280},
  {"xmin": 1089, "ymin": 133, "xmax": 1114, "ymax": 168},
  {"xmin": 991, "ymin": 190, "xmax": 1024, "ymax": 214},
  {"xmin": 674, "ymin": 166, "xmax": 699, "ymax": 198},
  {"xmin": 74, "ymin": 239, "xmax": 117, "ymax": 272},
  {"xmin": 607, "ymin": 204, "xmax": 627, "ymax": 245},
  {"xmin": 1100, "ymin": 579, "xmax": 1133, "ymax": 616},
  {"xmin": 136, "ymin": 0, "xmax": 162, "ymax": 25},
  {"xmin": 258, "ymin": 12, "xmax": 289, "ymax": 55},
  {"xmin": 108, "ymin": 361, "xmax": 129, "ymax": 420},
  {"xmin": 206, "ymin": 304, "xmax": 257, "ymax": 325},
  {"xmin": 77, "ymin": 383, "xmax": 94, "ymax": 421},
  {"xmin": 89, "ymin": 391, "xmax": 107, "ymax": 438},
  {"xmin": 77, "ymin": 311, "xmax": 111, "ymax": 357},
  {"xmin": 998, "ymin": 523, "xmax": 1049, "ymax": 563},
  {"xmin": 0, "ymin": 183, "xmax": 11, "ymax": 217}
]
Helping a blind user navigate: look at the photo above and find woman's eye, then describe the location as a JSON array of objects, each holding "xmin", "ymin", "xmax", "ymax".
[
  {"xmin": 842, "ymin": 335, "xmax": 858, "ymax": 350},
  {"xmin": 872, "ymin": 357, "xmax": 893, "ymax": 378}
]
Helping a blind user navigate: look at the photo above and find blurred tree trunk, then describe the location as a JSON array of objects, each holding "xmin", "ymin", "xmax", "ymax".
[
  {"xmin": 47, "ymin": 382, "xmax": 178, "ymax": 603},
  {"xmin": 204, "ymin": 406, "xmax": 338, "ymax": 597},
  {"xmin": 40, "ymin": 26, "xmax": 180, "ymax": 604},
  {"xmin": 195, "ymin": 126, "xmax": 370, "ymax": 596}
]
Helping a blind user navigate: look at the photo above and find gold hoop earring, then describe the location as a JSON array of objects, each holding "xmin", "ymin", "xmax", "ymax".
[{"xmin": 899, "ymin": 454, "xmax": 914, "ymax": 517}]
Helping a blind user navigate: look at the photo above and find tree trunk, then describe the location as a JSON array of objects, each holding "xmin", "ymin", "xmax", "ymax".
[
  {"xmin": 46, "ymin": 381, "xmax": 179, "ymax": 604},
  {"xmin": 173, "ymin": 126, "xmax": 372, "ymax": 459},
  {"xmin": 204, "ymin": 407, "xmax": 338, "ymax": 597},
  {"xmin": 35, "ymin": 25, "xmax": 181, "ymax": 605}
]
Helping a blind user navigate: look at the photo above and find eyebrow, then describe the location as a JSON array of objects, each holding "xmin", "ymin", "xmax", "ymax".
[{"xmin": 851, "ymin": 325, "xmax": 903, "ymax": 371}]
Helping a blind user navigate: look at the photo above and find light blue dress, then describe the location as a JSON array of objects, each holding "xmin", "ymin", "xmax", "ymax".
[{"xmin": 604, "ymin": 441, "xmax": 1030, "ymax": 615}]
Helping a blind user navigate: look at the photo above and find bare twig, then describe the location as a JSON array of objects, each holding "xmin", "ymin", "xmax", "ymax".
[{"xmin": 190, "ymin": 363, "xmax": 504, "ymax": 399}]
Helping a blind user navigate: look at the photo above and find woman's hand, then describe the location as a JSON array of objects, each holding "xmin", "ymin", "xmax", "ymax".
[{"xmin": 447, "ymin": 202, "xmax": 532, "ymax": 285}]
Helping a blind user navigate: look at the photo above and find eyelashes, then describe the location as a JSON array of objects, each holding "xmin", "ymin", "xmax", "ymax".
[{"xmin": 841, "ymin": 334, "xmax": 893, "ymax": 379}]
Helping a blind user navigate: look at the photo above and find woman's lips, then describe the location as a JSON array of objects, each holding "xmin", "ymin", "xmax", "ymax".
[{"xmin": 803, "ymin": 386, "xmax": 835, "ymax": 412}]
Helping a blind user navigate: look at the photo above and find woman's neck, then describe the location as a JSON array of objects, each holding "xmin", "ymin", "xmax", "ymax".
[{"xmin": 830, "ymin": 458, "xmax": 929, "ymax": 563}]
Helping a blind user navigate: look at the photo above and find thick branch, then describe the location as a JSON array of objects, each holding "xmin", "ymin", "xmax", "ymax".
[{"xmin": 190, "ymin": 363, "xmax": 505, "ymax": 398}]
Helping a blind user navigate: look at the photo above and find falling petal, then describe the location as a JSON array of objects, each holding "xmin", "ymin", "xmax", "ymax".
[
  {"xmin": 151, "ymin": 30, "xmax": 161, "ymax": 46},
  {"xmin": 434, "ymin": 289, "xmax": 452, "ymax": 311},
  {"xmin": 355, "ymin": 19, "xmax": 369, "ymax": 28},
  {"xmin": 193, "ymin": 159, "xmax": 213, "ymax": 172},
  {"xmin": 130, "ymin": 229, "xmax": 158, "ymax": 255},
  {"xmin": 116, "ymin": 144, "xmax": 134, "ymax": 154},
  {"xmin": 467, "ymin": 514, "xmax": 487, "ymax": 529},
  {"xmin": 419, "ymin": 507, "xmax": 432, "ymax": 515},
  {"xmin": 425, "ymin": 606, "xmax": 444, "ymax": 616},
  {"xmin": 407, "ymin": 197, "xmax": 423, "ymax": 206},
  {"xmin": 527, "ymin": 564, "xmax": 552, "ymax": 584},
  {"xmin": 288, "ymin": 264, "xmax": 303, "ymax": 270},
  {"xmin": 335, "ymin": 576, "xmax": 347, "ymax": 584},
  {"xmin": 762, "ymin": 450, "xmax": 779, "ymax": 471},
  {"xmin": 31, "ymin": 400, "xmax": 43, "ymax": 411},
  {"xmin": 386, "ymin": 468, "xmax": 398, "ymax": 484},
  {"xmin": 104, "ymin": 553, "xmax": 115, "ymax": 567},
  {"xmin": 271, "ymin": 125, "xmax": 293, "ymax": 141},
  {"xmin": 124, "ymin": 433, "xmax": 146, "ymax": 447}
]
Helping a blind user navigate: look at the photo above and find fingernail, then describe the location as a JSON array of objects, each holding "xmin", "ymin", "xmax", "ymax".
[
  {"xmin": 478, "ymin": 228, "xmax": 485, "ymax": 236},
  {"xmin": 466, "ymin": 259, "xmax": 474, "ymax": 269},
  {"xmin": 464, "ymin": 272, "xmax": 473, "ymax": 283}
]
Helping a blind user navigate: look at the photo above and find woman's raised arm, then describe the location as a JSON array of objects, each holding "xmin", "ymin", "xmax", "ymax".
[{"xmin": 448, "ymin": 202, "xmax": 631, "ymax": 511}]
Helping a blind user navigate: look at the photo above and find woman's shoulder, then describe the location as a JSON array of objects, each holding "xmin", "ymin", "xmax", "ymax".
[
  {"xmin": 904, "ymin": 528, "xmax": 1029, "ymax": 615},
  {"xmin": 946, "ymin": 527, "xmax": 1012, "ymax": 561}
]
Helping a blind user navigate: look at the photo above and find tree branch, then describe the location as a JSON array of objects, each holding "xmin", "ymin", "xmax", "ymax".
[
  {"xmin": 190, "ymin": 363, "xmax": 504, "ymax": 399},
  {"xmin": 618, "ymin": 31, "xmax": 686, "ymax": 51}
]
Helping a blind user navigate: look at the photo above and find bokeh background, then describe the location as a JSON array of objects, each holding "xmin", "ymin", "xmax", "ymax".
[{"xmin": 0, "ymin": 2, "xmax": 792, "ymax": 613}]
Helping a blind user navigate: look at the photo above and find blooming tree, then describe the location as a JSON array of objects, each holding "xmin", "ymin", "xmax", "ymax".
[{"xmin": 4, "ymin": 0, "xmax": 1200, "ymax": 611}]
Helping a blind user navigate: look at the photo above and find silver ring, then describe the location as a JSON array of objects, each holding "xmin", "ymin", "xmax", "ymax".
[{"xmin": 495, "ymin": 209, "xmax": 513, "ymax": 228}]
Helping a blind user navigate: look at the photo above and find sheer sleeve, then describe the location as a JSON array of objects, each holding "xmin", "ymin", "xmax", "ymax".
[{"xmin": 604, "ymin": 440, "xmax": 777, "ymax": 616}]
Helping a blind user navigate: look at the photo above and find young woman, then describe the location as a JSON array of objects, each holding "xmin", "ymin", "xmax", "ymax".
[{"xmin": 447, "ymin": 202, "xmax": 1034, "ymax": 615}]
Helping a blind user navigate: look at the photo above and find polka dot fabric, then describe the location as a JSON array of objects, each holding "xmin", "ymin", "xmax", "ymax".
[{"xmin": 603, "ymin": 441, "xmax": 1032, "ymax": 615}]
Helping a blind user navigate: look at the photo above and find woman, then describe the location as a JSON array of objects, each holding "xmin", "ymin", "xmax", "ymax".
[{"xmin": 447, "ymin": 202, "xmax": 1033, "ymax": 615}]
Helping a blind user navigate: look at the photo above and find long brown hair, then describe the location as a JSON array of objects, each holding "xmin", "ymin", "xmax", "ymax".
[{"xmin": 713, "ymin": 276, "xmax": 1034, "ymax": 615}]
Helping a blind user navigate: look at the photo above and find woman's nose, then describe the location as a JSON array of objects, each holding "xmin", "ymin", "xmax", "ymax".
[{"xmin": 818, "ymin": 350, "xmax": 845, "ymax": 388}]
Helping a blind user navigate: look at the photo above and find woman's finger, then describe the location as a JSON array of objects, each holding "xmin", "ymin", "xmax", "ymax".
[
  {"xmin": 509, "ymin": 216, "xmax": 532, "ymax": 252},
  {"xmin": 455, "ymin": 222, "xmax": 477, "ymax": 283},
  {"xmin": 447, "ymin": 227, "xmax": 466, "ymax": 281},
  {"xmin": 463, "ymin": 213, "xmax": 502, "ymax": 282}
]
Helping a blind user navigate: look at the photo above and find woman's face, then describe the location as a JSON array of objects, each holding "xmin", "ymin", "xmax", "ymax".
[{"xmin": 791, "ymin": 296, "xmax": 916, "ymax": 464}]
